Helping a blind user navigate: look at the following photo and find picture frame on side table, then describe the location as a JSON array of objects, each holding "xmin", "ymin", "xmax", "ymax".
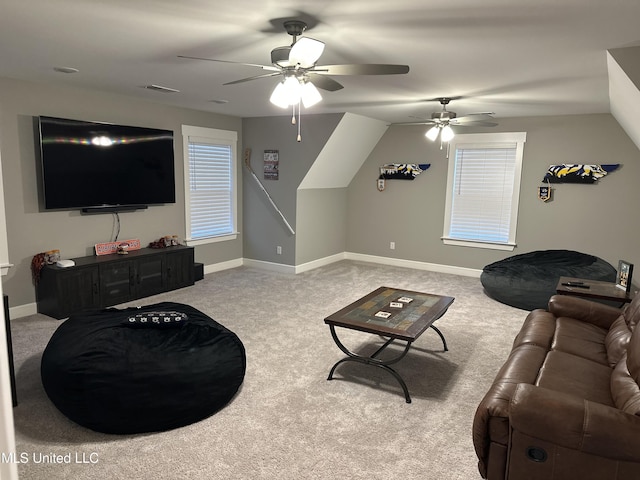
[{"xmin": 616, "ymin": 260, "xmax": 634, "ymax": 293}]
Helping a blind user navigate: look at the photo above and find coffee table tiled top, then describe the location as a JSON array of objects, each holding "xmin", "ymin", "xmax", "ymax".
[{"xmin": 325, "ymin": 286, "xmax": 454, "ymax": 342}]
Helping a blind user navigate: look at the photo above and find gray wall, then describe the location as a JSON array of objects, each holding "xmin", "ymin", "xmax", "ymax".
[
  {"xmin": 0, "ymin": 77, "xmax": 242, "ymax": 308},
  {"xmin": 295, "ymin": 188, "xmax": 347, "ymax": 265},
  {"xmin": 2, "ymin": 75, "xmax": 638, "ymax": 310},
  {"xmin": 347, "ymin": 113, "xmax": 640, "ymax": 270},
  {"xmin": 242, "ymin": 114, "xmax": 343, "ymax": 265}
]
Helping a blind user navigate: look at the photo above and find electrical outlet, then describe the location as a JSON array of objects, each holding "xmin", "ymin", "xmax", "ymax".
[
  {"xmin": 276, "ymin": 246, "xmax": 282, "ymax": 255},
  {"xmin": 390, "ymin": 241, "xmax": 395, "ymax": 250}
]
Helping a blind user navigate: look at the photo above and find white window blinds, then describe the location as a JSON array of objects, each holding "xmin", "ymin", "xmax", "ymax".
[
  {"xmin": 182, "ymin": 126, "xmax": 237, "ymax": 244},
  {"xmin": 443, "ymin": 132, "xmax": 526, "ymax": 250},
  {"xmin": 449, "ymin": 144, "xmax": 516, "ymax": 243}
]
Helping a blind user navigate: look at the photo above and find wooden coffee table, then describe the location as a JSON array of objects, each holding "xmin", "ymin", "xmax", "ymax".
[{"xmin": 324, "ymin": 286, "xmax": 455, "ymax": 403}]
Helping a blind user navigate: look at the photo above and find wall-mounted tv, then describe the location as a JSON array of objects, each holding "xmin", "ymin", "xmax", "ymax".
[{"xmin": 38, "ymin": 116, "xmax": 175, "ymax": 212}]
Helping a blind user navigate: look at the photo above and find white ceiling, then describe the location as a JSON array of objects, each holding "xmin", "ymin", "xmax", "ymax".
[{"xmin": 2, "ymin": 0, "xmax": 640, "ymax": 124}]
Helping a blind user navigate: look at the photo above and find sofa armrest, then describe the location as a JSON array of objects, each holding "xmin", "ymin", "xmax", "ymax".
[
  {"xmin": 548, "ymin": 295, "xmax": 622, "ymax": 330},
  {"xmin": 510, "ymin": 383, "xmax": 640, "ymax": 463}
]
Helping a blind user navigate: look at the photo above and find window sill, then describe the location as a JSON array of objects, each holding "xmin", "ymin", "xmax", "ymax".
[
  {"xmin": 185, "ymin": 233, "xmax": 238, "ymax": 246},
  {"xmin": 442, "ymin": 237, "xmax": 516, "ymax": 251}
]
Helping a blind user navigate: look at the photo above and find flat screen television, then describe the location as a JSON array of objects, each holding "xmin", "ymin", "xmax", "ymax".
[{"xmin": 38, "ymin": 116, "xmax": 175, "ymax": 212}]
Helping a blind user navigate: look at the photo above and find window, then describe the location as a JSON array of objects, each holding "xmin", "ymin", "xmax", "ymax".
[
  {"xmin": 182, "ymin": 125, "xmax": 238, "ymax": 245},
  {"xmin": 442, "ymin": 132, "xmax": 526, "ymax": 251}
]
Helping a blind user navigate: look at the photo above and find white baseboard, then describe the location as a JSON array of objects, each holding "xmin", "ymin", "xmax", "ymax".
[
  {"xmin": 295, "ymin": 253, "xmax": 347, "ymax": 273},
  {"xmin": 10, "ymin": 302, "xmax": 37, "ymax": 319},
  {"xmin": 12, "ymin": 254, "xmax": 481, "ymax": 318},
  {"xmin": 203, "ymin": 258, "xmax": 243, "ymax": 275},
  {"xmin": 243, "ymin": 252, "xmax": 482, "ymax": 278},
  {"xmin": 344, "ymin": 252, "xmax": 482, "ymax": 278},
  {"xmin": 241, "ymin": 258, "xmax": 296, "ymax": 274}
]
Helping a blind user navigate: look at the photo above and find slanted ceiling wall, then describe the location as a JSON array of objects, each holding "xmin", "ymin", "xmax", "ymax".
[
  {"xmin": 608, "ymin": 47, "xmax": 640, "ymax": 150},
  {"xmin": 298, "ymin": 113, "xmax": 388, "ymax": 189}
]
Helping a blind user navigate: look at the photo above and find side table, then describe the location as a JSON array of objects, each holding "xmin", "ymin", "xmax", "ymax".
[{"xmin": 555, "ymin": 276, "xmax": 634, "ymax": 305}]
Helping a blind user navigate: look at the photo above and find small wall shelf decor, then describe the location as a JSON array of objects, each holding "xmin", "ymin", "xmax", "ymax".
[
  {"xmin": 542, "ymin": 164, "xmax": 620, "ymax": 184},
  {"xmin": 379, "ymin": 163, "xmax": 430, "ymax": 180},
  {"xmin": 377, "ymin": 163, "xmax": 430, "ymax": 191}
]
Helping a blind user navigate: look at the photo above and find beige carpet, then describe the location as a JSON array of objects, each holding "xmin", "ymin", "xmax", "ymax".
[{"xmin": 10, "ymin": 260, "xmax": 527, "ymax": 479}]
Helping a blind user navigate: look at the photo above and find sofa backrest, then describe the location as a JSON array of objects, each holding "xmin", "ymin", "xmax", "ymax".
[
  {"xmin": 606, "ymin": 295, "xmax": 640, "ymax": 367},
  {"xmin": 611, "ymin": 321, "xmax": 640, "ymax": 415},
  {"xmin": 624, "ymin": 294, "xmax": 640, "ymax": 330},
  {"xmin": 626, "ymin": 319, "xmax": 640, "ymax": 385}
]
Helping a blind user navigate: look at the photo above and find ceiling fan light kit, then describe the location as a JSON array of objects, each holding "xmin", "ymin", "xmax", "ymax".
[
  {"xmin": 269, "ymin": 76, "xmax": 322, "ymax": 109},
  {"xmin": 425, "ymin": 125, "xmax": 440, "ymax": 141},
  {"xmin": 441, "ymin": 125, "xmax": 455, "ymax": 142}
]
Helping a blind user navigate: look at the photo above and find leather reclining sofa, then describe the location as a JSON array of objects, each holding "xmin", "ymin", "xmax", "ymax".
[{"xmin": 473, "ymin": 293, "xmax": 640, "ymax": 480}]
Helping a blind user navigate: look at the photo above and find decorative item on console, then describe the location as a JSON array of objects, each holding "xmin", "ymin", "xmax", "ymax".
[
  {"xmin": 95, "ymin": 239, "xmax": 141, "ymax": 256},
  {"xmin": 149, "ymin": 235, "xmax": 181, "ymax": 249},
  {"xmin": 31, "ymin": 249, "xmax": 60, "ymax": 284}
]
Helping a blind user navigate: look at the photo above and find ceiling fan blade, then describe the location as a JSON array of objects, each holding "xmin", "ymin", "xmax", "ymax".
[
  {"xmin": 223, "ymin": 72, "xmax": 282, "ymax": 86},
  {"xmin": 178, "ymin": 55, "xmax": 279, "ymax": 72},
  {"xmin": 392, "ymin": 120, "xmax": 438, "ymax": 126},
  {"xmin": 451, "ymin": 120, "xmax": 499, "ymax": 127},
  {"xmin": 313, "ymin": 64, "xmax": 410, "ymax": 76},
  {"xmin": 307, "ymin": 73, "xmax": 343, "ymax": 92},
  {"xmin": 289, "ymin": 37, "xmax": 325, "ymax": 68},
  {"xmin": 453, "ymin": 113, "xmax": 495, "ymax": 121},
  {"xmin": 450, "ymin": 114, "xmax": 498, "ymax": 126}
]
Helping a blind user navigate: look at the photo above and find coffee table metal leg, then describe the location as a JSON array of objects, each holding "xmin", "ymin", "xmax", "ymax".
[
  {"xmin": 327, "ymin": 325, "xmax": 414, "ymax": 403},
  {"xmin": 430, "ymin": 325, "xmax": 448, "ymax": 351}
]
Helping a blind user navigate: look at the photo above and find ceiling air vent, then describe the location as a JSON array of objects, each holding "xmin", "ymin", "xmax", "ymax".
[{"xmin": 142, "ymin": 84, "xmax": 180, "ymax": 93}]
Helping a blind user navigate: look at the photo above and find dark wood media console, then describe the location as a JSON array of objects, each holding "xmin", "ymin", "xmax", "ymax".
[{"xmin": 36, "ymin": 245, "xmax": 195, "ymax": 319}]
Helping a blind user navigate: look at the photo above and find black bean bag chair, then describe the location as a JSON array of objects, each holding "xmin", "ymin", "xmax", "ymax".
[
  {"xmin": 481, "ymin": 250, "xmax": 616, "ymax": 311},
  {"xmin": 41, "ymin": 302, "xmax": 245, "ymax": 434}
]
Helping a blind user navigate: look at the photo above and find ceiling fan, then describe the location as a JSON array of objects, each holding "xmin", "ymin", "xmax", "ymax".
[
  {"xmin": 393, "ymin": 97, "xmax": 498, "ymax": 145},
  {"xmin": 179, "ymin": 20, "xmax": 409, "ymax": 140}
]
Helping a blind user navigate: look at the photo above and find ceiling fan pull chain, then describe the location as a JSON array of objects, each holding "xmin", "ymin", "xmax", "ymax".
[
  {"xmin": 297, "ymin": 99, "xmax": 302, "ymax": 142},
  {"xmin": 291, "ymin": 103, "xmax": 296, "ymax": 125}
]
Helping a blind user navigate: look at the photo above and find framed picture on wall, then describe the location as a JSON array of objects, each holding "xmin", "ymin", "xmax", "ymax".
[
  {"xmin": 263, "ymin": 150, "xmax": 279, "ymax": 180},
  {"xmin": 616, "ymin": 260, "xmax": 634, "ymax": 292}
]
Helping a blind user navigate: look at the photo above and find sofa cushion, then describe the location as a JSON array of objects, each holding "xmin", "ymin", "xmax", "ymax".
[
  {"xmin": 611, "ymin": 354, "xmax": 640, "ymax": 415},
  {"xmin": 537, "ymin": 350, "xmax": 615, "ymax": 406},
  {"xmin": 551, "ymin": 317, "xmax": 608, "ymax": 366}
]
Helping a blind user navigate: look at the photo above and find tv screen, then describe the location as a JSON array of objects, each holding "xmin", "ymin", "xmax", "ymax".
[{"xmin": 38, "ymin": 116, "xmax": 175, "ymax": 211}]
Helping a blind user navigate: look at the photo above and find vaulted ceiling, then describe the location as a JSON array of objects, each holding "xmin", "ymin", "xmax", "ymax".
[{"xmin": 2, "ymin": 1, "xmax": 640, "ymax": 124}]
